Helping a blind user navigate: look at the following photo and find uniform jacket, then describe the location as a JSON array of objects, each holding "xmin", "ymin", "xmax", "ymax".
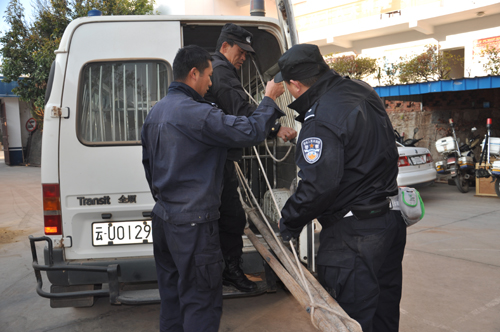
[
  {"xmin": 142, "ymin": 82, "xmax": 284, "ymax": 224},
  {"xmin": 205, "ymin": 51, "xmax": 256, "ymax": 118},
  {"xmin": 281, "ymin": 70, "xmax": 399, "ymax": 235}
]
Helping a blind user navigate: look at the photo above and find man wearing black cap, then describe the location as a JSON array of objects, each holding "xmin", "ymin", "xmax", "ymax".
[
  {"xmin": 277, "ymin": 44, "xmax": 407, "ymax": 332},
  {"xmin": 205, "ymin": 23, "xmax": 296, "ymax": 293}
]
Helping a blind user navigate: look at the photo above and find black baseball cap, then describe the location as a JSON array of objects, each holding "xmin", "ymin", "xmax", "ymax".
[
  {"xmin": 274, "ymin": 44, "xmax": 329, "ymax": 83},
  {"xmin": 219, "ymin": 23, "xmax": 255, "ymax": 53}
]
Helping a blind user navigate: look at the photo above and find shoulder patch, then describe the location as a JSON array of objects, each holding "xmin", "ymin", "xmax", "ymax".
[
  {"xmin": 301, "ymin": 137, "xmax": 323, "ymax": 164},
  {"xmin": 304, "ymin": 103, "xmax": 318, "ymax": 121}
]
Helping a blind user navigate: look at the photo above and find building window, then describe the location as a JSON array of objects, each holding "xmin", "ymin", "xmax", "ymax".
[{"xmin": 78, "ymin": 61, "xmax": 170, "ymax": 145}]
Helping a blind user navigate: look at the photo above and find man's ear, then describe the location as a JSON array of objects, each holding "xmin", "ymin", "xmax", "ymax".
[
  {"xmin": 189, "ymin": 67, "xmax": 199, "ymax": 80},
  {"xmin": 289, "ymin": 80, "xmax": 302, "ymax": 93},
  {"xmin": 220, "ymin": 41, "xmax": 230, "ymax": 53}
]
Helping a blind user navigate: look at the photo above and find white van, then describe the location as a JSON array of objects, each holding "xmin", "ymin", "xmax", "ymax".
[{"xmin": 29, "ymin": 13, "xmax": 302, "ymax": 307}]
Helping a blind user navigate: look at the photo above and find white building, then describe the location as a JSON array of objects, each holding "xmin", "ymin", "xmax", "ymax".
[
  {"xmin": 1, "ymin": 78, "xmax": 36, "ymax": 166},
  {"xmin": 292, "ymin": 0, "xmax": 500, "ymax": 84}
]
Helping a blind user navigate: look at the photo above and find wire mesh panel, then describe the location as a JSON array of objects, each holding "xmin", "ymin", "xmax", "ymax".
[
  {"xmin": 238, "ymin": 58, "xmax": 299, "ymax": 204},
  {"xmin": 78, "ymin": 61, "xmax": 170, "ymax": 144}
]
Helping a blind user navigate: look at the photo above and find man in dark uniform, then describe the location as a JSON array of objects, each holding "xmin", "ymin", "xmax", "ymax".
[
  {"xmin": 277, "ymin": 44, "xmax": 407, "ymax": 332},
  {"xmin": 141, "ymin": 45, "xmax": 285, "ymax": 332},
  {"xmin": 205, "ymin": 23, "xmax": 296, "ymax": 292}
]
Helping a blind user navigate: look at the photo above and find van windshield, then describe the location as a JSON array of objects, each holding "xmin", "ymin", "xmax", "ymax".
[{"xmin": 78, "ymin": 61, "xmax": 170, "ymax": 144}]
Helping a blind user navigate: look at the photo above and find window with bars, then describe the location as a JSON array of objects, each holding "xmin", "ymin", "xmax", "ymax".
[{"xmin": 78, "ymin": 61, "xmax": 171, "ymax": 144}]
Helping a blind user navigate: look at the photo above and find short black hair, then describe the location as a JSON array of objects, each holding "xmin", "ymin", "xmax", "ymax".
[
  {"xmin": 215, "ymin": 37, "xmax": 235, "ymax": 53},
  {"xmin": 173, "ymin": 45, "xmax": 212, "ymax": 81}
]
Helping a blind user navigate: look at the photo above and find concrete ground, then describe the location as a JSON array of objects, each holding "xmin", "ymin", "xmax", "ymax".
[{"xmin": 1, "ymin": 152, "xmax": 500, "ymax": 332}]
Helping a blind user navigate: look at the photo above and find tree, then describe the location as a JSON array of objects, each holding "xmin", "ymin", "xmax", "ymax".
[
  {"xmin": 324, "ymin": 53, "xmax": 378, "ymax": 80},
  {"xmin": 1, "ymin": 0, "xmax": 156, "ymax": 129},
  {"xmin": 397, "ymin": 45, "xmax": 463, "ymax": 83},
  {"xmin": 480, "ymin": 45, "xmax": 500, "ymax": 75},
  {"xmin": 1, "ymin": 0, "xmax": 40, "ymax": 119}
]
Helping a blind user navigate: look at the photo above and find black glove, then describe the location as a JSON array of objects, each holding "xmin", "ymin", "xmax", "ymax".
[{"xmin": 279, "ymin": 218, "xmax": 293, "ymax": 242}]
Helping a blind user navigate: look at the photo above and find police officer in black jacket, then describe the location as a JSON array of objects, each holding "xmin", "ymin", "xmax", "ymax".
[
  {"xmin": 142, "ymin": 45, "xmax": 285, "ymax": 332},
  {"xmin": 205, "ymin": 23, "xmax": 296, "ymax": 292},
  {"xmin": 277, "ymin": 44, "xmax": 407, "ymax": 332}
]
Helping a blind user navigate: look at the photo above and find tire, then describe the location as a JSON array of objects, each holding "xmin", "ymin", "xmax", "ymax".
[
  {"xmin": 495, "ymin": 177, "xmax": 500, "ymax": 198},
  {"xmin": 455, "ymin": 171, "xmax": 470, "ymax": 193}
]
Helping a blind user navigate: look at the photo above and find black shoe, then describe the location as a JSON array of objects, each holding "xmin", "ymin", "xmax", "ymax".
[{"xmin": 222, "ymin": 256, "xmax": 257, "ymax": 292}]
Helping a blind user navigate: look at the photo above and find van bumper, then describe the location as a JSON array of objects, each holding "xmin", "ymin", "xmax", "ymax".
[
  {"xmin": 29, "ymin": 235, "xmax": 157, "ymax": 305},
  {"xmin": 29, "ymin": 235, "xmax": 272, "ymax": 306}
]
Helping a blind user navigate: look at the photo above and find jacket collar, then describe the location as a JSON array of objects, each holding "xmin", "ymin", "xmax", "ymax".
[
  {"xmin": 288, "ymin": 70, "xmax": 343, "ymax": 122},
  {"xmin": 169, "ymin": 81, "xmax": 205, "ymax": 102},
  {"xmin": 213, "ymin": 51, "xmax": 238, "ymax": 74}
]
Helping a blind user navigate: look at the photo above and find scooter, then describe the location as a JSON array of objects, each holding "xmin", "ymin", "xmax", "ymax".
[
  {"xmin": 476, "ymin": 118, "xmax": 500, "ymax": 197},
  {"xmin": 435, "ymin": 119, "xmax": 478, "ymax": 193}
]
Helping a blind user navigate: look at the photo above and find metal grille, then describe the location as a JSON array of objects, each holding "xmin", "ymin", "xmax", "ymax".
[
  {"xmin": 239, "ymin": 57, "xmax": 298, "ymax": 203},
  {"xmin": 78, "ymin": 61, "xmax": 170, "ymax": 144}
]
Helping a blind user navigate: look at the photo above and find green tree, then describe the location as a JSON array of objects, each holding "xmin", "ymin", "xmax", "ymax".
[
  {"xmin": 397, "ymin": 45, "xmax": 463, "ymax": 83},
  {"xmin": 1, "ymin": 0, "xmax": 156, "ymax": 128},
  {"xmin": 324, "ymin": 53, "xmax": 378, "ymax": 80},
  {"xmin": 1, "ymin": 0, "xmax": 39, "ymax": 118},
  {"xmin": 480, "ymin": 45, "xmax": 500, "ymax": 75}
]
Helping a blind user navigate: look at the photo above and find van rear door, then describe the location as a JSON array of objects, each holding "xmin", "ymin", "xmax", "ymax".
[{"xmin": 59, "ymin": 19, "xmax": 179, "ymax": 260}]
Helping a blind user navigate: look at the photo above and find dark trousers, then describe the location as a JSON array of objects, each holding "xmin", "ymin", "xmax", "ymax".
[
  {"xmin": 317, "ymin": 210, "xmax": 407, "ymax": 332},
  {"xmin": 152, "ymin": 215, "xmax": 224, "ymax": 332},
  {"xmin": 219, "ymin": 160, "xmax": 247, "ymax": 258}
]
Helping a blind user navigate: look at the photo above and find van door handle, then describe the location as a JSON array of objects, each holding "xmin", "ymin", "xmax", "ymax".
[{"xmin": 51, "ymin": 106, "xmax": 70, "ymax": 119}]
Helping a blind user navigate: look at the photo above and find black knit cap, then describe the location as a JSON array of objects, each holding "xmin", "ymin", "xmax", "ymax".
[
  {"xmin": 220, "ymin": 23, "xmax": 255, "ymax": 53},
  {"xmin": 274, "ymin": 44, "xmax": 329, "ymax": 83}
]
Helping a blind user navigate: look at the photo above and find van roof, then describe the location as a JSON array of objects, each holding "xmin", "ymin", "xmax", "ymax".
[{"xmin": 57, "ymin": 15, "xmax": 282, "ymax": 53}]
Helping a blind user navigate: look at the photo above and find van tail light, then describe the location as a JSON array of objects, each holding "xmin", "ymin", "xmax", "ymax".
[
  {"xmin": 43, "ymin": 184, "xmax": 62, "ymax": 235},
  {"xmin": 398, "ymin": 156, "xmax": 410, "ymax": 167},
  {"xmin": 426, "ymin": 153, "xmax": 433, "ymax": 163}
]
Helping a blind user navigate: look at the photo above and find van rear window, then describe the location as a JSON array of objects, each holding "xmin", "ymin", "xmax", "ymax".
[{"xmin": 78, "ymin": 61, "xmax": 170, "ymax": 144}]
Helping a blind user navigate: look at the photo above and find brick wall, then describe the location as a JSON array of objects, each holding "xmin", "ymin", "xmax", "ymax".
[{"xmin": 385, "ymin": 88, "xmax": 500, "ymax": 165}]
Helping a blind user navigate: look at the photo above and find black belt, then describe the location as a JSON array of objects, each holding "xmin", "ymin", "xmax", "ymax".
[
  {"xmin": 320, "ymin": 199, "xmax": 391, "ymax": 230},
  {"xmin": 349, "ymin": 199, "xmax": 391, "ymax": 220}
]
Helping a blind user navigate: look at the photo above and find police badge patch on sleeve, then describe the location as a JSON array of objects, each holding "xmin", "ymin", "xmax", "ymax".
[{"xmin": 301, "ymin": 137, "xmax": 323, "ymax": 164}]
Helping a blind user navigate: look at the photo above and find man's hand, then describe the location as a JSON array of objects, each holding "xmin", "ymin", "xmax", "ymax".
[
  {"xmin": 277, "ymin": 126, "xmax": 297, "ymax": 143},
  {"xmin": 264, "ymin": 80, "xmax": 285, "ymax": 101},
  {"xmin": 279, "ymin": 218, "xmax": 293, "ymax": 242}
]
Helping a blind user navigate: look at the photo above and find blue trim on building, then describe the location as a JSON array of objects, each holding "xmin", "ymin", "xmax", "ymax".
[
  {"xmin": 0, "ymin": 76, "xmax": 19, "ymax": 97},
  {"xmin": 374, "ymin": 76, "xmax": 500, "ymax": 98}
]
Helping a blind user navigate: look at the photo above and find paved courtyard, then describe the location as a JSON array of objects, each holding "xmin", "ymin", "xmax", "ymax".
[{"xmin": 1, "ymin": 153, "xmax": 500, "ymax": 331}]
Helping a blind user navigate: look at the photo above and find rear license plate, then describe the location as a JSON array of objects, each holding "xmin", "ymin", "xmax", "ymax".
[
  {"xmin": 410, "ymin": 156, "xmax": 425, "ymax": 165},
  {"xmin": 92, "ymin": 220, "xmax": 153, "ymax": 246}
]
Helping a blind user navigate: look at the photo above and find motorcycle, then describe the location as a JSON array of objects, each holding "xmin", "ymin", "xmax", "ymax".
[
  {"xmin": 476, "ymin": 118, "xmax": 500, "ymax": 198},
  {"xmin": 394, "ymin": 127, "xmax": 422, "ymax": 147},
  {"xmin": 435, "ymin": 119, "xmax": 480, "ymax": 193}
]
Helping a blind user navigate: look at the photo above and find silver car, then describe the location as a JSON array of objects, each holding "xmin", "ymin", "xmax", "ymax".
[{"xmin": 396, "ymin": 142, "xmax": 437, "ymax": 187}]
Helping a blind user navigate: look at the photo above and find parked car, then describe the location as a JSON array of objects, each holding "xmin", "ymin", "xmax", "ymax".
[{"xmin": 396, "ymin": 142, "xmax": 437, "ymax": 187}]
